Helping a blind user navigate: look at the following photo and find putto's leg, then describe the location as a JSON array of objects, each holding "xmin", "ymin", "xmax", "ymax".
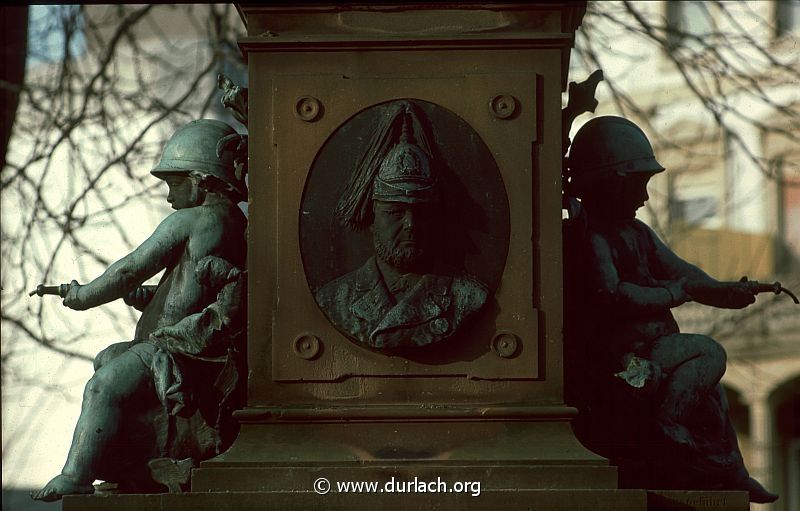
[
  {"xmin": 651, "ymin": 333, "xmax": 726, "ymax": 422},
  {"xmin": 32, "ymin": 350, "xmax": 154, "ymax": 501},
  {"xmin": 716, "ymin": 386, "xmax": 778, "ymax": 503},
  {"xmin": 740, "ymin": 476, "xmax": 779, "ymax": 504},
  {"xmin": 93, "ymin": 340, "xmax": 134, "ymax": 371},
  {"xmin": 647, "ymin": 333, "xmax": 727, "ymax": 448},
  {"xmin": 649, "ymin": 334, "xmax": 778, "ymax": 503}
]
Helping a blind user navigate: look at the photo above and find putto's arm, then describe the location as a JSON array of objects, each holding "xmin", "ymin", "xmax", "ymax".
[
  {"xmin": 587, "ymin": 231, "xmax": 689, "ymax": 312},
  {"xmin": 63, "ymin": 210, "xmax": 193, "ymax": 310},
  {"xmin": 643, "ymin": 221, "xmax": 756, "ymax": 309}
]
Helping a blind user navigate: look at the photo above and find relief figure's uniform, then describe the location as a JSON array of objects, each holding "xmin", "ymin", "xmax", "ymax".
[{"xmin": 316, "ymin": 256, "xmax": 487, "ymax": 349}]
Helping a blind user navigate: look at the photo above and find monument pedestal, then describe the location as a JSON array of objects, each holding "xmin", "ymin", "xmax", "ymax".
[
  {"xmin": 65, "ymin": 490, "xmax": 648, "ymax": 510},
  {"xmin": 191, "ymin": 406, "xmax": 617, "ymax": 492},
  {"xmin": 63, "ymin": 489, "xmax": 748, "ymax": 510},
  {"xmin": 144, "ymin": 3, "xmax": 627, "ymax": 508}
]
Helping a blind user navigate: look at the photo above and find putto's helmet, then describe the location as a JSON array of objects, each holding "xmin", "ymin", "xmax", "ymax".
[
  {"xmin": 152, "ymin": 119, "xmax": 246, "ymax": 199},
  {"xmin": 568, "ymin": 116, "xmax": 664, "ymax": 194},
  {"xmin": 372, "ymin": 117, "xmax": 438, "ymax": 204}
]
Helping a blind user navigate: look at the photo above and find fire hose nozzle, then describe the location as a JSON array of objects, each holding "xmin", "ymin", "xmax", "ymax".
[
  {"xmin": 28, "ymin": 284, "xmax": 70, "ymax": 298},
  {"xmin": 740, "ymin": 276, "xmax": 799, "ymax": 304}
]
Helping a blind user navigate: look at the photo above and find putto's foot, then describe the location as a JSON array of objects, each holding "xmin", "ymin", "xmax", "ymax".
[
  {"xmin": 740, "ymin": 476, "xmax": 778, "ymax": 504},
  {"xmin": 30, "ymin": 474, "xmax": 94, "ymax": 502},
  {"xmin": 656, "ymin": 418, "xmax": 696, "ymax": 450}
]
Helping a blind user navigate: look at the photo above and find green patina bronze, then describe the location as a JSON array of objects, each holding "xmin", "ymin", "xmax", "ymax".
[
  {"xmin": 31, "ymin": 113, "xmax": 249, "ymax": 502},
  {"xmin": 564, "ymin": 115, "xmax": 779, "ymax": 504}
]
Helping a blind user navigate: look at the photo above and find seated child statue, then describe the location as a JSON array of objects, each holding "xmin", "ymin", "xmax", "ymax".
[
  {"xmin": 563, "ymin": 116, "xmax": 777, "ymax": 504},
  {"xmin": 32, "ymin": 119, "xmax": 248, "ymax": 501}
]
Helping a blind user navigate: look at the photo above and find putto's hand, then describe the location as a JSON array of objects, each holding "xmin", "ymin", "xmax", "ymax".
[
  {"xmin": 737, "ymin": 276, "xmax": 799, "ymax": 304},
  {"xmin": 724, "ymin": 281, "xmax": 757, "ymax": 309},
  {"xmin": 62, "ymin": 280, "xmax": 86, "ymax": 310},
  {"xmin": 666, "ymin": 277, "xmax": 691, "ymax": 306},
  {"xmin": 123, "ymin": 286, "xmax": 154, "ymax": 310},
  {"xmin": 124, "ymin": 287, "xmax": 142, "ymax": 306}
]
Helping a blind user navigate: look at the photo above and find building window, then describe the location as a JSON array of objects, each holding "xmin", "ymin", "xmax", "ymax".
[
  {"xmin": 666, "ymin": 1, "xmax": 714, "ymax": 50},
  {"xmin": 776, "ymin": 0, "xmax": 800, "ymax": 38},
  {"xmin": 672, "ymin": 196, "xmax": 719, "ymax": 226}
]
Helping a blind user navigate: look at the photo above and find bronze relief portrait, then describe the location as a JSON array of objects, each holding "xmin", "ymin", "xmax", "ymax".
[{"xmin": 301, "ymin": 100, "xmax": 510, "ymax": 354}]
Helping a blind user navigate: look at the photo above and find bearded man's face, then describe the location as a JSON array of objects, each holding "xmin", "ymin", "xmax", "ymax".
[{"xmin": 372, "ymin": 200, "xmax": 437, "ymax": 272}]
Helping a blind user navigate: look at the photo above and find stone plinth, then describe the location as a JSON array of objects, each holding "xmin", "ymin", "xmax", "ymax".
[
  {"xmin": 65, "ymin": 489, "xmax": 647, "ymax": 510},
  {"xmin": 64, "ymin": 490, "xmax": 751, "ymax": 511}
]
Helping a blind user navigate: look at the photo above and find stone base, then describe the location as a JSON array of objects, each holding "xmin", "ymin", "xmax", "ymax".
[
  {"xmin": 60, "ymin": 409, "xmax": 749, "ymax": 511},
  {"xmin": 63, "ymin": 489, "xmax": 751, "ymax": 511},
  {"xmin": 193, "ymin": 409, "xmax": 621, "ymax": 492},
  {"xmin": 64, "ymin": 489, "xmax": 647, "ymax": 510},
  {"xmin": 182, "ymin": 408, "xmax": 624, "ymax": 497},
  {"xmin": 191, "ymin": 464, "xmax": 618, "ymax": 493},
  {"xmin": 647, "ymin": 490, "xmax": 749, "ymax": 511}
]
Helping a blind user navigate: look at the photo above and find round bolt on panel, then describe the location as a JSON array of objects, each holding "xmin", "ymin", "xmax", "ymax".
[
  {"xmin": 491, "ymin": 331, "xmax": 520, "ymax": 358},
  {"xmin": 293, "ymin": 334, "xmax": 322, "ymax": 360},
  {"xmin": 489, "ymin": 94, "xmax": 518, "ymax": 119},
  {"xmin": 296, "ymin": 96, "xmax": 321, "ymax": 122}
]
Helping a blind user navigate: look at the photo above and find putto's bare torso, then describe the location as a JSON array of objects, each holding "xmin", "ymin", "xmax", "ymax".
[{"xmin": 135, "ymin": 201, "xmax": 246, "ymax": 340}]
